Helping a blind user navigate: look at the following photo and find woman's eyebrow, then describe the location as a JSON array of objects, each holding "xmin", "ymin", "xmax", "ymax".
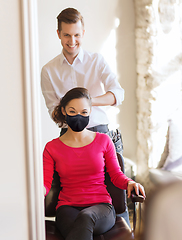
[{"xmin": 67, "ymin": 107, "xmax": 88, "ymax": 111}]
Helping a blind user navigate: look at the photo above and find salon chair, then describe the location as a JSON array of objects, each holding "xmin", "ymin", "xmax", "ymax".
[{"xmin": 45, "ymin": 153, "xmax": 144, "ymax": 240}]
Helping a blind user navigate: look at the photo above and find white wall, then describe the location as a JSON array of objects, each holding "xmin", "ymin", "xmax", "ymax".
[
  {"xmin": 0, "ymin": 0, "xmax": 29, "ymax": 239},
  {"xmin": 115, "ymin": 1, "xmax": 137, "ymax": 160},
  {"xmin": 37, "ymin": 0, "xmax": 137, "ymax": 161}
]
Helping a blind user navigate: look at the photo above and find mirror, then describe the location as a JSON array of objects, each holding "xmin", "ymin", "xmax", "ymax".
[{"xmin": 23, "ymin": 1, "xmax": 136, "ymax": 239}]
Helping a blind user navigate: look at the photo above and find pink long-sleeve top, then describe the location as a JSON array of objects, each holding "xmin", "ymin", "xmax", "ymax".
[{"xmin": 43, "ymin": 132, "xmax": 131, "ymax": 209}]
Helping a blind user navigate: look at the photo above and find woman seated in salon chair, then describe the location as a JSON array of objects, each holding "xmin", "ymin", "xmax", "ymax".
[{"xmin": 43, "ymin": 87, "xmax": 146, "ymax": 240}]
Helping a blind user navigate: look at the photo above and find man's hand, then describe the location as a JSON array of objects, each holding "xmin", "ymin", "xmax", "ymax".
[{"xmin": 127, "ymin": 181, "xmax": 146, "ymax": 199}]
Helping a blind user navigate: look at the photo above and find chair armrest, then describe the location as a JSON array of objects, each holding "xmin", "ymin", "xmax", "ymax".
[
  {"xmin": 129, "ymin": 189, "xmax": 145, "ymax": 233},
  {"xmin": 130, "ymin": 189, "xmax": 145, "ymax": 203}
]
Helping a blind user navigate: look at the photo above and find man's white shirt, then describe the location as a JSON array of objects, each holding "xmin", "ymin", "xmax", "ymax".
[{"xmin": 41, "ymin": 48, "xmax": 124, "ymax": 128}]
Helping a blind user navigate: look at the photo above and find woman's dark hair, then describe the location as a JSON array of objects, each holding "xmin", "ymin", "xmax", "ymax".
[
  {"xmin": 52, "ymin": 87, "xmax": 91, "ymax": 127},
  {"xmin": 57, "ymin": 8, "xmax": 84, "ymax": 32}
]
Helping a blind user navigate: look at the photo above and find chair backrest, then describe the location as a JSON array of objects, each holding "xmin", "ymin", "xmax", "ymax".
[{"xmin": 45, "ymin": 153, "xmax": 126, "ymax": 217}]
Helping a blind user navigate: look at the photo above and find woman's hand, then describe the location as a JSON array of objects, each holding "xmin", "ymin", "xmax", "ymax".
[{"xmin": 127, "ymin": 181, "xmax": 146, "ymax": 199}]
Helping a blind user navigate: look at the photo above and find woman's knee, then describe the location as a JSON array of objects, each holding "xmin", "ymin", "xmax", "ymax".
[
  {"xmin": 93, "ymin": 205, "xmax": 116, "ymax": 235},
  {"xmin": 76, "ymin": 205, "xmax": 116, "ymax": 231},
  {"xmin": 77, "ymin": 209, "xmax": 96, "ymax": 223}
]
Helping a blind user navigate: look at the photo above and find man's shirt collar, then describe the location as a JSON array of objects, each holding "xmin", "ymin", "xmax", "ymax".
[{"xmin": 60, "ymin": 48, "xmax": 84, "ymax": 66}]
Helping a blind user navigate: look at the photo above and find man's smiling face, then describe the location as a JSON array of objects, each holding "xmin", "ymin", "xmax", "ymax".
[{"xmin": 57, "ymin": 20, "xmax": 85, "ymax": 62}]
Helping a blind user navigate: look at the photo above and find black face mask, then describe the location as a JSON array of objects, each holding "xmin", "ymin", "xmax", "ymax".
[{"xmin": 66, "ymin": 113, "xmax": 89, "ymax": 132}]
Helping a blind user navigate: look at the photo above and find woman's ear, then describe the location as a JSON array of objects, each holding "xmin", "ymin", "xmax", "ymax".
[{"xmin": 61, "ymin": 107, "xmax": 66, "ymax": 116}]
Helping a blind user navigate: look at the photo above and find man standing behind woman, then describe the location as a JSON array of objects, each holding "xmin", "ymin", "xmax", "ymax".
[{"xmin": 41, "ymin": 7, "xmax": 128, "ymax": 223}]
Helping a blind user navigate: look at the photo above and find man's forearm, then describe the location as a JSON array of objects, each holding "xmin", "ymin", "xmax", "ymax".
[{"xmin": 91, "ymin": 91, "xmax": 116, "ymax": 106}]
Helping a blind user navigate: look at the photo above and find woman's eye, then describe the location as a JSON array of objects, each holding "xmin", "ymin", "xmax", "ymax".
[
  {"xmin": 69, "ymin": 110, "xmax": 75, "ymax": 114},
  {"xmin": 82, "ymin": 111, "xmax": 88, "ymax": 115}
]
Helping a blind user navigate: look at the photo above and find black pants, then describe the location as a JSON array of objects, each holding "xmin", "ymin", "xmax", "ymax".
[{"xmin": 56, "ymin": 203, "xmax": 116, "ymax": 240}]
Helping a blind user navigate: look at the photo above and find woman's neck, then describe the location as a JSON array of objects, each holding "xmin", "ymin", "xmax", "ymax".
[
  {"xmin": 59, "ymin": 128, "xmax": 96, "ymax": 148},
  {"xmin": 65, "ymin": 128, "xmax": 88, "ymax": 141}
]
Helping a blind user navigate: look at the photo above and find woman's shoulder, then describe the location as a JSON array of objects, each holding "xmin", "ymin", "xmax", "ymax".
[
  {"xmin": 94, "ymin": 132, "xmax": 114, "ymax": 153},
  {"xmin": 95, "ymin": 132, "xmax": 111, "ymax": 143},
  {"xmin": 44, "ymin": 137, "xmax": 60, "ymax": 149}
]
